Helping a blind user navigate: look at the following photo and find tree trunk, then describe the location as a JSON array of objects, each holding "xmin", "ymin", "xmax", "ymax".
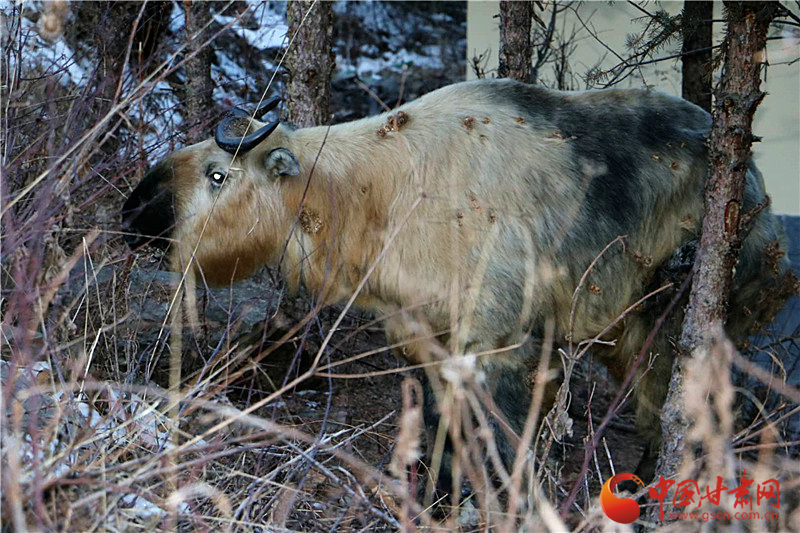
[
  {"xmin": 681, "ymin": 1, "xmax": 713, "ymax": 112},
  {"xmin": 183, "ymin": 0, "xmax": 214, "ymax": 142},
  {"xmin": 498, "ymin": 0, "xmax": 532, "ymax": 83},
  {"xmin": 652, "ymin": 1, "xmax": 781, "ymax": 520},
  {"xmin": 682, "ymin": 1, "xmax": 778, "ymax": 364},
  {"xmin": 286, "ymin": 1, "xmax": 334, "ymax": 127}
]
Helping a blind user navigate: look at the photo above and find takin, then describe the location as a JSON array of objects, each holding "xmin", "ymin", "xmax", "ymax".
[{"xmin": 121, "ymin": 78, "xmax": 792, "ymax": 486}]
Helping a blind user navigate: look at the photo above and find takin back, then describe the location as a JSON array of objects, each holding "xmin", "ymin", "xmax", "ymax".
[{"xmin": 121, "ymin": 78, "xmax": 792, "ymax": 483}]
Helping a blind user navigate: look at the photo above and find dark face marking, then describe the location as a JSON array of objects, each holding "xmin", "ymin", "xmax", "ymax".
[{"xmin": 121, "ymin": 160, "xmax": 176, "ymax": 250}]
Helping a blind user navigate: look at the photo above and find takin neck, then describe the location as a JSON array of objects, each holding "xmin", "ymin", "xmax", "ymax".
[{"xmin": 276, "ymin": 121, "xmax": 415, "ymax": 311}]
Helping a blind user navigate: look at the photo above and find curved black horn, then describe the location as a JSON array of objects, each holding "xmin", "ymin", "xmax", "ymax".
[
  {"xmin": 215, "ymin": 96, "xmax": 281, "ymax": 154},
  {"xmin": 253, "ymin": 96, "xmax": 281, "ymax": 119}
]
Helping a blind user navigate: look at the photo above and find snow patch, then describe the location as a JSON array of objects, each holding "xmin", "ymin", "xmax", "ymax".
[
  {"xmin": 16, "ymin": 15, "xmax": 90, "ymax": 86},
  {"xmin": 338, "ymin": 47, "xmax": 444, "ymax": 80},
  {"xmin": 213, "ymin": 13, "xmax": 287, "ymax": 51}
]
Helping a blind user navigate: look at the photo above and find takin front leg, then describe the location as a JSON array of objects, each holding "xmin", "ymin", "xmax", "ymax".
[
  {"xmin": 418, "ymin": 357, "xmax": 535, "ymax": 502},
  {"xmin": 418, "ymin": 339, "xmax": 557, "ymax": 501},
  {"xmin": 382, "ymin": 313, "xmax": 460, "ymax": 498},
  {"xmin": 384, "ymin": 314, "xmax": 559, "ymax": 498}
]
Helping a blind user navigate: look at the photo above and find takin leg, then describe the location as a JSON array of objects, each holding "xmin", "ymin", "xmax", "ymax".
[
  {"xmin": 419, "ymin": 356, "xmax": 535, "ymax": 498},
  {"xmin": 595, "ymin": 310, "xmax": 682, "ymax": 483},
  {"xmin": 385, "ymin": 315, "xmax": 561, "ymax": 497},
  {"xmin": 419, "ymin": 339, "xmax": 560, "ymax": 500},
  {"xmin": 627, "ymin": 227, "xmax": 796, "ymax": 481},
  {"xmin": 594, "ymin": 239, "xmax": 696, "ymax": 482}
]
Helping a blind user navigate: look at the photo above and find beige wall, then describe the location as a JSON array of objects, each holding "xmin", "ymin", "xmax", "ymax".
[{"xmin": 467, "ymin": 1, "xmax": 800, "ymax": 215}]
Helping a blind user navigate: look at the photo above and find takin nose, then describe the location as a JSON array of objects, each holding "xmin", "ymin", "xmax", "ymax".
[{"xmin": 121, "ymin": 167, "xmax": 176, "ymax": 250}]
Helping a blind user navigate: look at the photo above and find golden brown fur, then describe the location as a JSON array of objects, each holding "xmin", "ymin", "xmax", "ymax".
[{"xmin": 124, "ymin": 79, "xmax": 793, "ymax": 481}]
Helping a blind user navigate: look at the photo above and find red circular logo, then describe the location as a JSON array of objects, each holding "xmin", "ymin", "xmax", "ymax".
[{"xmin": 600, "ymin": 473, "xmax": 644, "ymax": 524}]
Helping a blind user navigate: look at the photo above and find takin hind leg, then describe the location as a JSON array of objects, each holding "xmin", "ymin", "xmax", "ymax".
[
  {"xmin": 596, "ymin": 289, "xmax": 686, "ymax": 483},
  {"xmin": 622, "ymin": 267, "xmax": 795, "ymax": 483},
  {"xmin": 619, "ymin": 234, "xmax": 796, "ymax": 481},
  {"xmin": 603, "ymin": 230, "xmax": 795, "ymax": 482},
  {"xmin": 631, "ymin": 341, "xmax": 677, "ymax": 482}
]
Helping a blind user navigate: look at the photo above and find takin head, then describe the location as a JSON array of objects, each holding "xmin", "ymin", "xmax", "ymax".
[{"xmin": 121, "ymin": 98, "xmax": 306, "ymax": 285}]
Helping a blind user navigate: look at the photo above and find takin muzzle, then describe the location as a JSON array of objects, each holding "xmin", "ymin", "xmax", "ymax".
[{"xmin": 120, "ymin": 158, "xmax": 176, "ymax": 251}]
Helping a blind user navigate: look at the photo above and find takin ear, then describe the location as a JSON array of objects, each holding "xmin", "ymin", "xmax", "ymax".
[{"xmin": 263, "ymin": 148, "xmax": 300, "ymax": 179}]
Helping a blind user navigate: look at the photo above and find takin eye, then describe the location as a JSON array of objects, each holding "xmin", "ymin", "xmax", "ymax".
[{"xmin": 209, "ymin": 170, "xmax": 226, "ymax": 188}]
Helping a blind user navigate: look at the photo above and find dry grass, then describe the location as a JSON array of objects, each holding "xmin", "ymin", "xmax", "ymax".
[{"xmin": 2, "ymin": 3, "xmax": 798, "ymax": 532}]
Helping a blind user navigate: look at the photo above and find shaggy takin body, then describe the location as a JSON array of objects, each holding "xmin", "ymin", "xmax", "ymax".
[{"xmin": 122, "ymin": 79, "xmax": 791, "ymax": 487}]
